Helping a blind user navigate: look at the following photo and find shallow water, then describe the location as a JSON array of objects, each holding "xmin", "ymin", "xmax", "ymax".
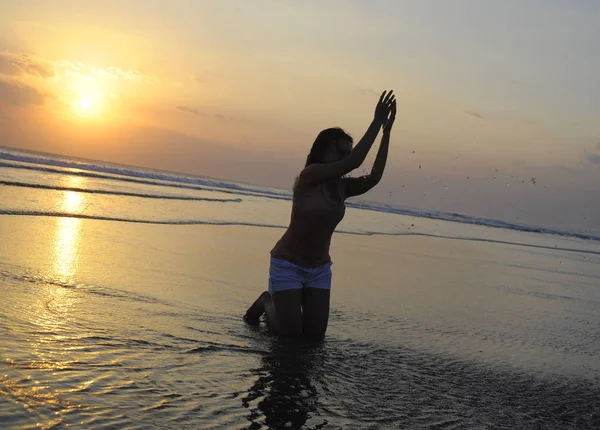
[{"xmin": 1, "ymin": 149, "xmax": 600, "ymax": 428}]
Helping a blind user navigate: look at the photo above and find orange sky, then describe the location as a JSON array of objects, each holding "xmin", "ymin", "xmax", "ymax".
[{"xmin": 1, "ymin": 1, "xmax": 599, "ymax": 231}]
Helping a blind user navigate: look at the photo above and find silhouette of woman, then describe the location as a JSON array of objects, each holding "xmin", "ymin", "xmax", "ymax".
[{"xmin": 245, "ymin": 90, "xmax": 396, "ymax": 337}]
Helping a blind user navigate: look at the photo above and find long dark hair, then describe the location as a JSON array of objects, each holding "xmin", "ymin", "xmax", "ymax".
[{"xmin": 305, "ymin": 127, "xmax": 353, "ymax": 167}]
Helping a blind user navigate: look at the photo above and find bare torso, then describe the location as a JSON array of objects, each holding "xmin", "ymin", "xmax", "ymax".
[{"xmin": 270, "ymin": 179, "xmax": 347, "ymax": 268}]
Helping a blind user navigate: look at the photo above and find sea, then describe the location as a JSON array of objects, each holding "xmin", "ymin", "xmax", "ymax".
[{"xmin": 1, "ymin": 146, "xmax": 599, "ymax": 429}]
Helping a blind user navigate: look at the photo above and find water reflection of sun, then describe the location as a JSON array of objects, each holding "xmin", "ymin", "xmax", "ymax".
[
  {"xmin": 53, "ymin": 176, "xmax": 87, "ymax": 283},
  {"xmin": 54, "ymin": 218, "xmax": 81, "ymax": 282}
]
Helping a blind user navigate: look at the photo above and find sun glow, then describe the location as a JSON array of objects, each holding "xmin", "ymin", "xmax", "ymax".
[
  {"xmin": 78, "ymin": 96, "xmax": 94, "ymax": 110},
  {"xmin": 66, "ymin": 73, "xmax": 111, "ymax": 119},
  {"xmin": 73, "ymin": 92, "xmax": 105, "ymax": 118}
]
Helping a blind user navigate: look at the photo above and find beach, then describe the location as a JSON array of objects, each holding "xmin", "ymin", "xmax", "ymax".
[{"xmin": 1, "ymin": 149, "xmax": 600, "ymax": 428}]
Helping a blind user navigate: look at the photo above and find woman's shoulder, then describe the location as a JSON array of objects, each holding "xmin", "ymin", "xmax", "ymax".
[
  {"xmin": 294, "ymin": 171, "xmax": 318, "ymax": 192},
  {"xmin": 293, "ymin": 176, "xmax": 324, "ymax": 203}
]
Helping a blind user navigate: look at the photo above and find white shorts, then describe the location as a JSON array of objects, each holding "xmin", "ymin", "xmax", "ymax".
[{"xmin": 268, "ymin": 257, "xmax": 332, "ymax": 293}]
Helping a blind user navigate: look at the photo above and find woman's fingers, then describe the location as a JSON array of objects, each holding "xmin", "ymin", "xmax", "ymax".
[
  {"xmin": 383, "ymin": 90, "xmax": 394, "ymax": 105},
  {"xmin": 378, "ymin": 90, "xmax": 395, "ymax": 105},
  {"xmin": 375, "ymin": 90, "xmax": 395, "ymax": 123},
  {"xmin": 378, "ymin": 90, "xmax": 387, "ymax": 104},
  {"xmin": 383, "ymin": 99, "xmax": 397, "ymax": 132}
]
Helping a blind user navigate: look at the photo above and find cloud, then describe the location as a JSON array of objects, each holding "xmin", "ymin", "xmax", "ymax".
[
  {"xmin": 0, "ymin": 78, "xmax": 47, "ymax": 106},
  {"xmin": 586, "ymin": 153, "xmax": 600, "ymax": 164},
  {"xmin": 177, "ymin": 105, "xmax": 201, "ymax": 115},
  {"xmin": 214, "ymin": 113, "xmax": 234, "ymax": 121},
  {"xmin": 0, "ymin": 52, "xmax": 157, "ymax": 85},
  {"xmin": 356, "ymin": 87, "xmax": 380, "ymax": 97},
  {"xmin": 193, "ymin": 74, "xmax": 207, "ymax": 84},
  {"xmin": 56, "ymin": 60, "xmax": 157, "ymax": 84},
  {"xmin": 93, "ymin": 66, "xmax": 157, "ymax": 83},
  {"xmin": 464, "ymin": 111, "xmax": 485, "ymax": 120},
  {"xmin": 583, "ymin": 141, "xmax": 600, "ymax": 164},
  {"xmin": 176, "ymin": 105, "xmax": 235, "ymax": 121},
  {"xmin": 0, "ymin": 52, "xmax": 56, "ymax": 79}
]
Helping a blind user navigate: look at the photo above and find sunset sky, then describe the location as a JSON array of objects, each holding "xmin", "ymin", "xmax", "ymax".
[{"xmin": 1, "ymin": 1, "xmax": 599, "ymax": 231}]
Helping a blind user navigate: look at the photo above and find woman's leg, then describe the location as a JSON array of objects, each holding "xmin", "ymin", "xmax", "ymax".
[
  {"xmin": 301, "ymin": 288, "xmax": 330, "ymax": 338},
  {"xmin": 302, "ymin": 263, "xmax": 332, "ymax": 337},
  {"xmin": 244, "ymin": 289, "xmax": 303, "ymax": 335},
  {"xmin": 244, "ymin": 291, "xmax": 271, "ymax": 324},
  {"xmin": 244, "ymin": 258, "xmax": 304, "ymax": 337},
  {"xmin": 244, "ymin": 290, "xmax": 303, "ymax": 337},
  {"xmin": 271, "ymin": 289, "xmax": 303, "ymax": 337}
]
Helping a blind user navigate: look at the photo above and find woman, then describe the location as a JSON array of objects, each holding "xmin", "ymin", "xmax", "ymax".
[{"xmin": 244, "ymin": 90, "xmax": 396, "ymax": 337}]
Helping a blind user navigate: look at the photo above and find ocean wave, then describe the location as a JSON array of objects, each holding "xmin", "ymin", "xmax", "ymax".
[
  {"xmin": 2, "ymin": 210, "xmax": 599, "ymax": 256},
  {"xmin": 0, "ymin": 160, "xmax": 292, "ymax": 201},
  {"xmin": 351, "ymin": 201, "xmax": 600, "ymax": 242},
  {"xmin": 2, "ymin": 149, "xmax": 599, "ymax": 243},
  {"xmin": 0, "ymin": 150, "xmax": 291, "ymax": 200},
  {"xmin": 0, "ymin": 209, "xmax": 284, "ymax": 228},
  {"xmin": 0, "ymin": 180, "xmax": 242, "ymax": 203}
]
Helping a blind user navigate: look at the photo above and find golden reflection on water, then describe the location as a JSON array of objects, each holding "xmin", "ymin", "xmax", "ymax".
[
  {"xmin": 53, "ymin": 217, "xmax": 81, "ymax": 282},
  {"xmin": 53, "ymin": 176, "xmax": 87, "ymax": 283},
  {"xmin": 1, "ymin": 176, "xmax": 93, "ymax": 426},
  {"xmin": 62, "ymin": 190, "xmax": 84, "ymax": 213}
]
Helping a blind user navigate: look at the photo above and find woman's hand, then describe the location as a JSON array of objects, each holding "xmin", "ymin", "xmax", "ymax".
[
  {"xmin": 374, "ymin": 90, "xmax": 395, "ymax": 124},
  {"xmin": 383, "ymin": 99, "xmax": 396, "ymax": 135}
]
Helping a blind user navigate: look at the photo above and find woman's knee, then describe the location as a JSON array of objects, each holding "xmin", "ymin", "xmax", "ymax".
[
  {"xmin": 279, "ymin": 320, "xmax": 303, "ymax": 337},
  {"xmin": 303, "ymin": 317, "xmax": 328, "ymax": 338}
]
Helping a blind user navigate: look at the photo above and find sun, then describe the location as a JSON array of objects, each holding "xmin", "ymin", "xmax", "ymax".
[
  {"xmin": 78, "ymin": 96, "xmax": 94, "ymax": 111},
  {"xmin": 73, "ymin": 93, "xmax": 104, "ymax": 118}
]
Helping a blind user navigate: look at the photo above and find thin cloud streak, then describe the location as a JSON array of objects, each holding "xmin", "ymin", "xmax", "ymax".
[
  {"xmin": 176, "ymin": 105, "xmax": 237, "ymax": 122},
  {"xmin": 177, "ymin": 105, "xmax": 200, "ymax": 115},
  {"xmin": 464, "ymin": 111, "xmax": 485, "ymax": 120}
]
